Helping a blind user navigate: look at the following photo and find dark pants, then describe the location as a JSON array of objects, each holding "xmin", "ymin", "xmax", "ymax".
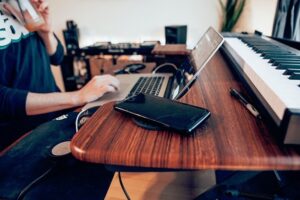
[{"xmin": 0, "ymin": 111, "xmax": 114, "ymax": 200}]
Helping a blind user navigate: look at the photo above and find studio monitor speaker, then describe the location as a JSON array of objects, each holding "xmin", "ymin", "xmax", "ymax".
[{"xmin": 165, "ymin": 25, "xmax": 187, "ymax": 44}]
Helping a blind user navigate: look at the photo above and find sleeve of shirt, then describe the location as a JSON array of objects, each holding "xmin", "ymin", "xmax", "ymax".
[
  {"xmin": 0, "ymin": 85, "xmax": 28, "ymax": 118},
  {"xmin": 49, "ymin": 34, "xmax": 65, "ymax": 66}
]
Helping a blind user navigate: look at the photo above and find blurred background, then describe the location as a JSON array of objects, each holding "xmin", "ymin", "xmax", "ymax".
[{"xmin": 49, "ymin": 0, "xmax": 277, "ymax": 48}]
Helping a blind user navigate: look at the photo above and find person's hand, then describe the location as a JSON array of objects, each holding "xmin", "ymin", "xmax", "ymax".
[
  {"xmin": 30, "ymin": 0, "xmax": 52, "ymax": 37},
  {"xmin": 76, "ymin": 75, "xmax": 120, "ymax": 104}
]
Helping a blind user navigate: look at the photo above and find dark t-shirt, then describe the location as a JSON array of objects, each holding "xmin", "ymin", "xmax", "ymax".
[{"xmin": 0, "ymin": 7, "xmax": 64, "ymax": 149}]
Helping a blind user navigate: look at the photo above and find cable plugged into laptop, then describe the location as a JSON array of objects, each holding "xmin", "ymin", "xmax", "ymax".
[{"xmin": 152, "ymin": 63, "xmax": 178, "ymax": 74}]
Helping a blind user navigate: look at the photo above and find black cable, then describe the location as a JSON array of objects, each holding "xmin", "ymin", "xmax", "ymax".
[
  {"xmin": 118, "ymin": 171, "xmax": 131, "ymax": 200},
  {"xmin": 17, "ymin": 166, "xmax": 54, "ymax": 200},
  {"xmin": 225, "ymin": 189, "xmax": 274, "ymax": 200}
]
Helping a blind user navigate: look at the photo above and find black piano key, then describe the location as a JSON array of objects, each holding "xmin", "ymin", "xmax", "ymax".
[
  {"xmin": 255, "ymin": 47, "xmax": 283, "ymax": 51},
  {"xmin": 269, "ymin": 60, "xmax": 300, "ymax": 65},
  {"xmin": 262, "ymin": 51, "xmax": 294, "ymax": 54},
  {"xmin": 263, "ymin": 55, "xmax": 300, "ymax": 60},
  {"xmin": 283, "ymin": 68, "xmax": 300, "ymax": 75},
  {"xmin": 268, "ymin": 58, "xmax": 300, "ymax": 62},
  {"xmin": 259, "ymin": 47, "xmax": 280, "ymax": 51},
  {"xmin": 271, "ymin": 63, "xmax": 300, "ymax": 68},
  {"xmin": 251, "ymin": 45, "xmax": 282, "ymax": 49},
  {"xmin": 251, "ymin": 44, "xmax": 276, "ymax": 47},
  {"xmin": 264, "ymin": 57, "xmax": 299, "ymax": 62},
  {"xmin": 252, "ymin": 45, "xmax": 278, "ymax": 49},
  {"xmin": 288, "ymin": 72, "xmax": 300, "ymax": 80},
  {"xmin": 261, "ymin": 52, "xmax": 293, "ymax": 57},
  {"xmin": 263, "ymin": 53, "xmax": 298, "ymax": 57},
  {"xmin": 276, "ymin": 64, "xmax": 300, "ymax": 70},
  {"xmin": 253, "ymin": 46, "xmax": 276, "ymax": 49}
]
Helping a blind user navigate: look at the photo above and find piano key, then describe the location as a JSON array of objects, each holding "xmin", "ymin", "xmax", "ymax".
[
  {"xmin": 272, "ymin": 62, "xmax": 297, "ymax": 67},
  {"xmin": 263, "ymin": 55, "xmax": 300, "ymax": 59},
  {"xmin": 269, "ymin": 60, "xmax": 300, "ymax": 65},
  {"xmin": 270, "ymin": 61, "xmax": 300, "ymax": 65},
  {"xmin": 269, "ymin": 58, "xmax": 300, "ymax": 63},
  {"xmin": 252, "ymin": 45, "xmax": 281, "ymax": 49},
  {"xmin": 289, "ymin": 72, "xmax": 300, "ymax": 80},
  {"xmin": 254, "ymin": 46, "xmax": 287, "ymax": 50},
  {"xmin": 262, "ymin": 52, "xmax": 289, "ymax": 56},
  {"xmin": 262, "ymin": 51, "xmax": 293, "ymax": 54},
  {"xmin": 261, "ymin": 50, "xmax": 292, "ymax": 53},
  {"xmin": 283, "ymin": 68, "xmax": 300, "ymax": 75},
  {"xmin": 276, "ymin": 64, "xmax": 300, "ymax": 70}
]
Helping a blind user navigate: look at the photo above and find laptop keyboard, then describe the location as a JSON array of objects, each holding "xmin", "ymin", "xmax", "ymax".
[{"xmin": 127, "ymin": 76, "xmax": 165, "ymax": 97}]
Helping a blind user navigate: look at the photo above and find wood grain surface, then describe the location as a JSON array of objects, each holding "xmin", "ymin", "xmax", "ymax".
[{"xmin": 71, "ymin": 52, "xmax": 300, "ymax": 170}]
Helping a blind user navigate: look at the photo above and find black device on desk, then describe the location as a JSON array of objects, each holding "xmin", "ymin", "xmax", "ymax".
[{"xmin": 114, "ymin": 93, "xmax": 211, "ymax": 134}]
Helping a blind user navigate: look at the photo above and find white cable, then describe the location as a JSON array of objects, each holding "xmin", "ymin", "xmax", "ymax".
[
  {"xmin": 75, "ymin": 106, "xmax": 102, "ymax": 132},
  {"xmin": 75, "ymin": 108, "xmax": 87, "ymax": 132},
  {"xmin": 152, "ymin": 63, "xmax": 177, "ymax": 74}
]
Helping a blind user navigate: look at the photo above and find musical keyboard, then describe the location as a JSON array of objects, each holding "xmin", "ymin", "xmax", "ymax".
[{"xmin": 221, "ymin": 34, "xmax": 300, "ymax": 145}]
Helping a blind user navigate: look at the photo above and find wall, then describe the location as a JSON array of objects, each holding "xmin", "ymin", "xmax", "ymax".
[
  {"xmin": 234, "ymin": 0, "xmax": 278, "ymax": 35},
  {"xmin": 49, "ymin": 0, "xmax": 277, "ymax": 48},
  {"xmin": 49, "ymin": 0, "xmax": 218, "ymax": 49},
  {"xmin": 49, "ymin": 0, "xmax": 278, "ymax": 90}
]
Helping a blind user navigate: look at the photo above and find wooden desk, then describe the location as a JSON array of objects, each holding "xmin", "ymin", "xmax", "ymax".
[{"xmin": 71, "ymin": 52, "xmax": 300, "ymax": 171}]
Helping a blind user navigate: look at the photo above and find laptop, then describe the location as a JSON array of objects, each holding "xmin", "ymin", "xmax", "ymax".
[{"xmin": 83, "ymin": 27, "xmax": 224, "ymax": 110}]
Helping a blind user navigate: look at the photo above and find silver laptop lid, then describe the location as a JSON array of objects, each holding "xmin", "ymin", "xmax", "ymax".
[{"xmin": 173, "ymin": 27, "xmax": 224, "ymax": 100}]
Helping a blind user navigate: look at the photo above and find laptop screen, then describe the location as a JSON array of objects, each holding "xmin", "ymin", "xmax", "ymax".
[{"xmin": 172, "ymin": 27, "xmax": 224, "ymax": 100}]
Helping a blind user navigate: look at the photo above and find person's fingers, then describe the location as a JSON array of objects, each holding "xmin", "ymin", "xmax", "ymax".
[
  {"xmin": 94, "ymin": 75, "xmax": 120, "ymax": 91},
  {"xmin": 2, "ymin": 4, "xmax": 12, "ymax": 14},
  {"xmin": 108, "ymin": 84, "xmax": 119, "ymax": 92},
  {"xmin": 80, "ymin": 75, "xmax": 122, "ymax": 103},
  {"xmin": 106, "ymin": 75, "xmax": 120, "ymax": 90},
  {"xmin": 31, "ymin": 0, "xmax": 44, "ymax": 4},
  {"xmin": 31, "ymin": 0, "xmax": 48, "ymax": 13},
  {"xmin": 105, "ymin": 85, "xmax": 118, "ymax": 93},
  {"xmin": 2, "ymin": 3, "xmax": 23, "ymax": 22},
  {"xmin": 38, "ymin": 2, "xmax": 49, "ymax": 12},
  {"xmin": 30, "ymin": 0, "xmax": 40, "ymax": 7},
  {"xmin": 108, "ymin": 78, "xmax": 120, "ymax": 91}
]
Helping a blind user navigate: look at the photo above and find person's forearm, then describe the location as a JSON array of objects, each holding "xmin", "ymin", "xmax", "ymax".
[
  {"xmin": 25, "ymin": 91, "xmax": 84, "ymax": 116},
  {"xmin": 39, "ymin": 32, "xmax": 58, "ymax": 55},
  {"xmin": 25, "ymin": 75, "xmax": 120, "ymax": 116}
]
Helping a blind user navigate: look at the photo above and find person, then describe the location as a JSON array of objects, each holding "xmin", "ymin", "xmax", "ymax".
[{"xmin": 0, "ymin": 0, "xmax": 120, "ymax": 150}]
